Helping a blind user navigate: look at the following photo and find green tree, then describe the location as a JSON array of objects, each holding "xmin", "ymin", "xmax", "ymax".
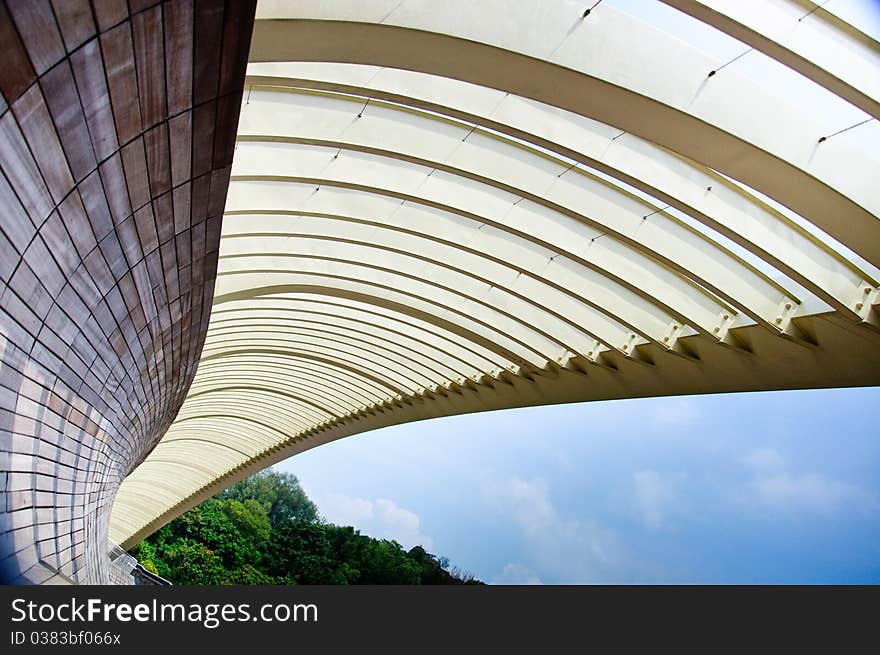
[
  {"xmin": 177, "ymin": 499, "xmax": 259, "ymax": 568},
  {"xmin": 158, "ymin": 541, "xmax": 229, "ymax": 585},
  {"xmin": 132, "ymin": 469, "xmax": 483, "ymax": 585},
  {"xmin": 223, "ymin": 564, "xmax": 278, "ymax": 585},
  {"xmin": 223, "ymin": 498, "xmax": 271, "ymax": 550},
  {"xmin": 219, "ymin": 469, "xmax": 318, "ymax": 527}
]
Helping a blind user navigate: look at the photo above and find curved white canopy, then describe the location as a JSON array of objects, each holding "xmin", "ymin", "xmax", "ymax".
[{"xmin": 110, "ymin": 0, "xmax": 880, "ymax": 547}]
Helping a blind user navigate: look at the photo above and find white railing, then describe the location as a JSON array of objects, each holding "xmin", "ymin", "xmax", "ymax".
[{"xmin": 107, "ymin": 542, "xmax": 137, "ymax": 585}]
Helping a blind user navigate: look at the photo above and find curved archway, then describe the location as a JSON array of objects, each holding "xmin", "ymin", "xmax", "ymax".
[{"xmin": 109, "ymin": 1, "xmax": 880, "ymax": 549}]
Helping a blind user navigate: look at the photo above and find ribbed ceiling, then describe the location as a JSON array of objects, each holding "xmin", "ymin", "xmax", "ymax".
[{"xmin": 110, "ymin": 0, "xmax": 880, "ymax": 547}]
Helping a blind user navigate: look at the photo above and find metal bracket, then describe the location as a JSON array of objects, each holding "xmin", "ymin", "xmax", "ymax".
[
  {"xmin": 772, "ymin": 297, "xmax": 799, "ymax": 335},
  {"xmin": 852, "ymin": 283, "xmax": 879, "ymax": 325}
]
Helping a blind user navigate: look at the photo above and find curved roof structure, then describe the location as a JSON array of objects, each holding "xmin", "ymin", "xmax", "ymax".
[{"xmin": 109, "ymin": 0, "xmax": 880, "ymax": 547}]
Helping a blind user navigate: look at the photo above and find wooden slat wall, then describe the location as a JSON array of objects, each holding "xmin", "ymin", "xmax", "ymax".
[{"xmin": 0, "ymin": 0, "xmax": 255, "ymax": 584}]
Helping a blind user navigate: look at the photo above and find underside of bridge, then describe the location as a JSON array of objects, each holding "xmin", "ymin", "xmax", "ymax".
[{"xmin": 1, "ymin": 0, "xmax": 879, "ymax": 583}]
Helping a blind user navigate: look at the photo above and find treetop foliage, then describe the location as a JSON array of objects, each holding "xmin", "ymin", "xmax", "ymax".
[
  {"xmin": 131, "ymin": 468, "xmax": 481, "ymax": 585},
  {"xmin": 218, "ymin": 469, "xmax": 319, "ymax": 527}
]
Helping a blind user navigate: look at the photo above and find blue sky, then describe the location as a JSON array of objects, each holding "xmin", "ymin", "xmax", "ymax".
[{"xmin": 278, "ymin": 387, "xmax": 880, "ymax": 584}]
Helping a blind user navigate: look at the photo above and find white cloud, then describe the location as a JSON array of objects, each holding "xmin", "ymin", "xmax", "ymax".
[
  {"xmin": 743, "ymin": 447, "xmax": 786, "ymax": 473},
  {"xmin": 651, "ymin": 397, "xmax": 699, "ymax": 426},
  {"xmin": 483, "ymin": 476, "xmax": 630, "ymax": 583},
  {"xmin": 499, "ymin": 477, "xmax": 557, "ymax": 538},
  {"xmin": 751, "ymin": 473, "xmax": 873, "ymax": 514},
  {"xmin": 632, "ymin": 470, "xmax": 679, "ymax": 530},
  {"xmin": 494, "ymin": 563, "xmax": 544, "ymax": 585},
  {"xmin": 310, "ymin": 492, "xmax": 434, "ymax": 551},
  {"xmin": 742, "ymin": 448, "xmax": 876, "ymax": 515}
]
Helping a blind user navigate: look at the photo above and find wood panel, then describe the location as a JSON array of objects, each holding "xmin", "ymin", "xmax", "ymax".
[{"xmin": 0, "ymin": 0, "xmax": 257, "ymax": 584}]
